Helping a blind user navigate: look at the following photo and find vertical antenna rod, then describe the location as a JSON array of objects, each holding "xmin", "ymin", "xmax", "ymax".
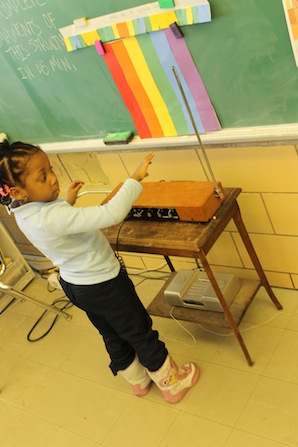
[{"xmin": 172, "ymin": 66, "xmax": 223, "ymax": 198}]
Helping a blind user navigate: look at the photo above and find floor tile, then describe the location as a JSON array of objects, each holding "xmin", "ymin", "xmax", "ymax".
[
  {"xmin": 180, "ymin": 363, "xmax": 260, "ymax": 426},
  {"xmin": 287, "ymin": 309, "xmax": 298, "ymax": 332},
  {"xmin": 263, "ymin": 329, "xmax": 298, "ymax": 384},
  {"xmin": 0, "ymin": 311, "xmax": 28, "ymax": 347},
  {"xmin": 243, "ymin": 287, "xmax": 298, "ymax": 329},
  {"xmin": 27, "ymin": 320, "xmax": 92, "ymax": 369},
  {"xmin": 103, "ymin": 398, "xmax": 178, "ymax": 447},
  {"xmin": 0, "ymin": 351, "xmax": 25, "ymax": 392},
  {"xmin": 26, "ymin": 370, "xmax": 91, "ymax": 425},
  {"xmin": 63, "ymin": 383, "xmax": 132, "ymax": 444},
  {"xmin": 159, "ymin": 411, "xmax": 232, "ymax": 447},
  {"xmin": 225, "ymin": 429, "xmax": 290, "ymax": 447},
  {"xmin": 0, "ymin": 315, "xmax": 51, "ymax": 359},
  {"xmin": 0, "ymin": 359, "xmax": 55, "ymax": 410},
  {"xmin": 47, "ymin": 428, "xmax": 102, "ymax": 447},
  {"xmin": 236, "ymin": 376, "xmax": 298, "ymax": 446},
  {"xmin": 212, "ymin": 322, "xmax": 285, "ymax": 374},
  {"xmin": 0, "ymin": 401, "xmax": 57, "ymax": 447},
  {"xmin": 58, "ymin": 330, "xmax": 107, "ymax": 381}
]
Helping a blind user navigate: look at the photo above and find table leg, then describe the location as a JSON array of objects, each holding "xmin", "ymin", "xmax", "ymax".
[
  {"xmin": 232, "ymin": 203, "xmax": 283, "ymax": 310},
  {"xmin": 198, "ymin": 250, "xmax": 254, "ymax": 366},
  {"xmin": 164, "ymin": 255, "xmax": 175, "ymax": 272}
]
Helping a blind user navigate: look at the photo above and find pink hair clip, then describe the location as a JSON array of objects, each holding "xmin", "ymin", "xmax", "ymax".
[{"xmin": 0, "ymin": 184, "xmax": 10, "ymax": 197}]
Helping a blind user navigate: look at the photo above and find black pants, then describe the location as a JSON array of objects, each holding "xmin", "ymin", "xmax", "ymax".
[{"xmin": 59, "ymin": 269, "xmax": 168, "ymax": 375}]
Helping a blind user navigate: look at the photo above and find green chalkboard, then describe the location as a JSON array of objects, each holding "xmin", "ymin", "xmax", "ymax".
[{"xmin": 0, "ymin": 0, "xmax": 297, "ymax": 144}]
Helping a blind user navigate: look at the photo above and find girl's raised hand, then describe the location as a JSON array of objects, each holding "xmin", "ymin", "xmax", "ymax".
[{"xmin": 131, "ymin": 152, "xmax": 154, "ymax": 182}]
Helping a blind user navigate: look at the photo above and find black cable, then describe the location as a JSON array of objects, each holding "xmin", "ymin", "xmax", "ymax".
[
  {"xmin": 115, "ymin": 216, "xmax": 130, "ymax": 272},
  {"xmin": 26, "ymin": 297, "xmax": 73, "ymax": 342}
]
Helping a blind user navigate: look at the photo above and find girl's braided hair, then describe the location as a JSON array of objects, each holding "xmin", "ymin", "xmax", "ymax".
[{"xmin": 0, "ymin": 139, "xmax": 40, "ymax": 206}]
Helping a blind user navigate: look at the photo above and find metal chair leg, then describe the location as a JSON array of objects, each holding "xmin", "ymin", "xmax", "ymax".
[{"xmin": 0, "ymin": 282, "xmax": 72, "ymax": 320}]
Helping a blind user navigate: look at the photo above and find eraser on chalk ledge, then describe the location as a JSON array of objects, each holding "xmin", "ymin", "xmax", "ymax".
[
  {"xmin": 159, "ymin": 0, "xmax": 175, "ymax": 8},
  {"xmin": 103, "ymin": 131, "xmax": 134, "ymax": 145}
]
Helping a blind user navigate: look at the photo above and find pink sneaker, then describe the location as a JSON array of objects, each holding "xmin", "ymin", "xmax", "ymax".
[
  {"xmin": 131, "ymin": 381, "xmax": 152, "ymax": 397},
  {"xmin": 148, "ymin": 355, "xmax": 200, "ymax": 403},
  {"xmin": 119, "ymin": 356, "xmax": 152, "ymax": 396}
]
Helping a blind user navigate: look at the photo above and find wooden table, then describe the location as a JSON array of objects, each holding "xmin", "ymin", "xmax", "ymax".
[{"xmin": 102, "ymin": 187, "xmax": 282, "ymax": 365}]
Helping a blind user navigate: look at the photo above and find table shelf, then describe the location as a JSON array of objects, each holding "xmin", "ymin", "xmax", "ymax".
[{"xmin": 147, "ymin": 276, "xmax": 261, "ymax": 329}]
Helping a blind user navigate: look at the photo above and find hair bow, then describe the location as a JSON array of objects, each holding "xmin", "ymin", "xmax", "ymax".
[{"xmin": 0, "ymin": 184, "xmax": 10, "ymax": 197}]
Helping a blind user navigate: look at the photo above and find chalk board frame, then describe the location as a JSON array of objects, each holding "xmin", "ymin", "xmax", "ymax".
[{"xmin": 41, "ymin": 123, "xmax": 298, "ymax": 154}]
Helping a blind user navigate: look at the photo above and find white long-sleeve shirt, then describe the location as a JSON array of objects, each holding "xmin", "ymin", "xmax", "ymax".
[{"xmin": 11, "ymin": 178, "xmax": 142, "ymax": 285}]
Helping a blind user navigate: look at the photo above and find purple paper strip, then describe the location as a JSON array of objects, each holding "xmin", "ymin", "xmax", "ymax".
[{"xmin": 164, "ymin": 28, "xmax": 220, "ymax": 131}]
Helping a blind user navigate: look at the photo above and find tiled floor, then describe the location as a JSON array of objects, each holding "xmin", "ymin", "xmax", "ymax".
[{"xmin": 1, "ymin": 272, "xmax": 298, "ymax": 447}]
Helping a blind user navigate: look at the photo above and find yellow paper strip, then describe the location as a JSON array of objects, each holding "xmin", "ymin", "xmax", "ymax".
[
  {"xmin": 111, "ymin": 23, "xmax": 120, "ymax": 39},
  {"xmin": 185, "ymin": 7, "xmax": 194, "ymax": 25},
  {"xmin": 123, "ymin": 37, "xmax": 177, "ymax": 136},
  {"xmin": 149, "ymin": 14, "xmax": 161, "ymax": 31},
  {"xmin": 81, "ymin": 30, "xmax": 101, "ymax": 46},
  {"xmin": 64, "ymin": 37, "xmax": 74, "ymax": 52},
  {"xmin": 157, "ymin": 11, "xmax": 177, "ymax": 29},
  {"xmin": 126, "ymin": 19, "xmax": 135, "ymax": 36}
]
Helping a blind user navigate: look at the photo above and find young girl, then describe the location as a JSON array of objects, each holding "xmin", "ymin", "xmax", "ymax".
[{"xmin": 0, "ymin": 139, "xmax": 199, "ymax": 403}]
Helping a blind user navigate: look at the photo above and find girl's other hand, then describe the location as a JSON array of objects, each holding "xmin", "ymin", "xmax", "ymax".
[{"xmin": 66, "ymin": 180, "xmax": 85, "ymax": 205}]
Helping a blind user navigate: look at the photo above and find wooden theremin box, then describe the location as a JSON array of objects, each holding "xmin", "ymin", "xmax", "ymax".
[{"xmin": 103, "ymin": 181, "xmax": 225, "ymax": 222}]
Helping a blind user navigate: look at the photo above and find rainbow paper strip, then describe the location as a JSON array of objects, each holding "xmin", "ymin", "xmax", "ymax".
[
  {"xmin": 282, "ymin": 0, "xmax": 298, "ymax": 67},
  {"xmin": 62, "ymin": 4, "xmax": 211, "ymax": 52},
  {"xmin": 103, "ymin": 30, "xmax": 220, "ymax": 138}
]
